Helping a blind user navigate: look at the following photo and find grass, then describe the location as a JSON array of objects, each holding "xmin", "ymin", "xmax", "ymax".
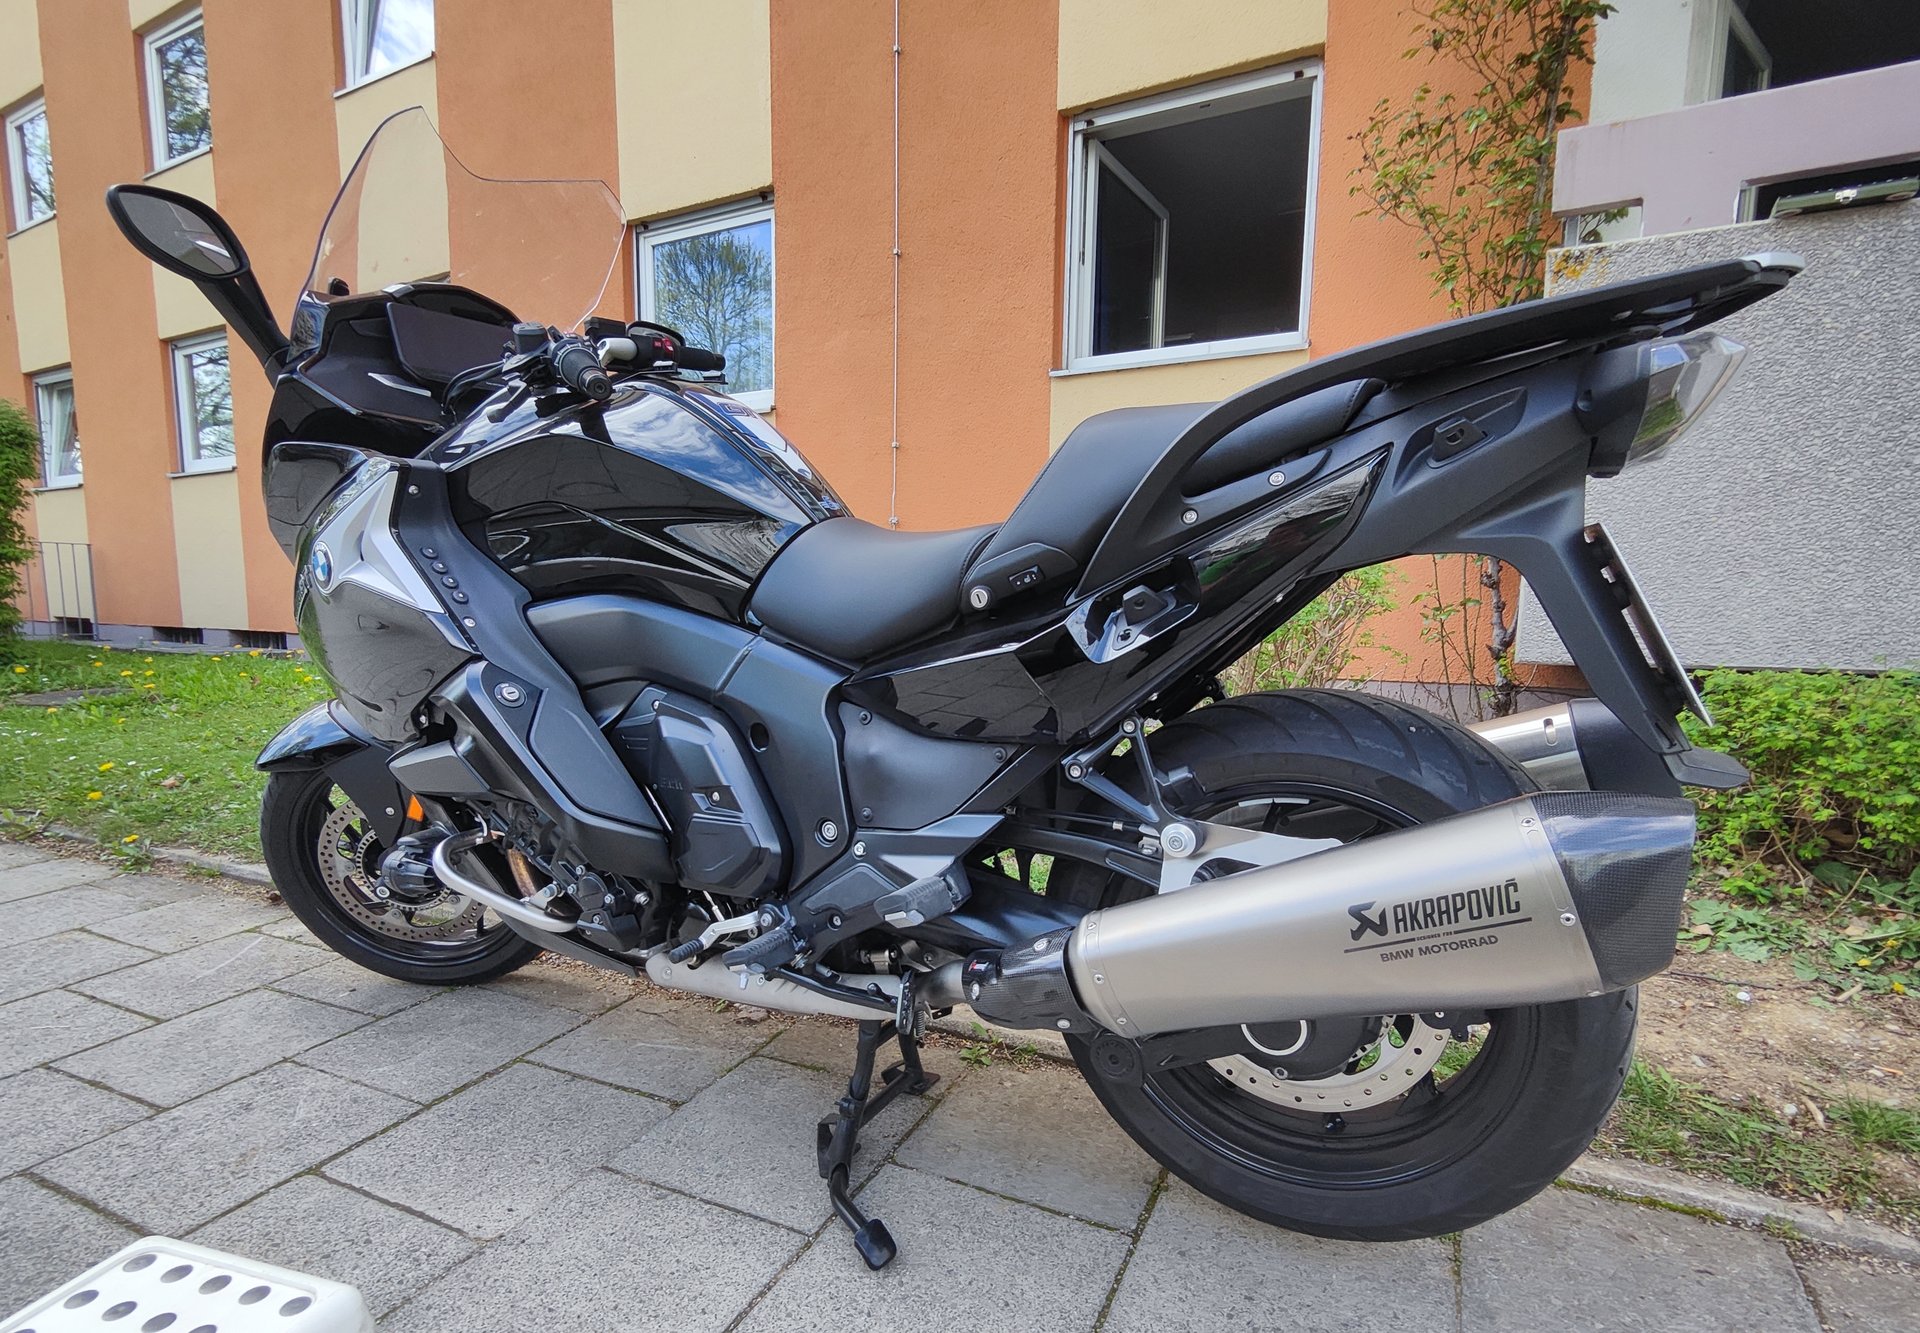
[
  {"xmin": 1600, "ymin": 1060, "xmax": 1919, "ymax": 1220},
  {"xmin": 0, "ymin": 639, "xmax": 329, "ymax": 857}
]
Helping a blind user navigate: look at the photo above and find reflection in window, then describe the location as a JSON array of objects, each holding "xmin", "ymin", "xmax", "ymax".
[
  {"xmin": 173, "ymin": 333, "xmax": 234, "ymax": 473},
  {"xmin": 343, "ymin": 0, "xmax": 435, "ymax": 88},
  {"xmin": 146, "ymin": 12, "xmax": 212, "ymax": 168},
  {"xmin": 33, "ymin": 370, "xmax": 79, "ymax": 486},
  {"xmin": 7, "ymin": 98, "xmax": 54, "ymax": 229},
  {"xmin": 639, "ymin": 205, "xmax": 774, "ymax": 410}
]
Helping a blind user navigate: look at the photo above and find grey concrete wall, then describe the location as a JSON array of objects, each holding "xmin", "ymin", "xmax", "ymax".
[{"xmin": 1516, "ymin": 202, "xmax": 1920, "ymax": 673}]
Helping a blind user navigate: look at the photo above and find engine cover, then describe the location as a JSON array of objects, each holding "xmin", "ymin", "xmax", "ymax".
[{"xmin": 608, "ymin": 687, "xmax": 785, "ymax": 896}]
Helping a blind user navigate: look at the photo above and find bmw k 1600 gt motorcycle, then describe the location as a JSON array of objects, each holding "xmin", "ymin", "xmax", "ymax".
[{"xmin": 106, "ymin": 107, "xmax": 1793, "ymax": 1268}]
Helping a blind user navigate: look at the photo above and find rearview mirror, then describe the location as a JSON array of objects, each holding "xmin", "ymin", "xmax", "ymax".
[
  {"xmin": 106, "ymin": 185, "xmax": 246, "ymax": 278},
  {"xmin": 105, "ymin": 184, "xmax": 289, "ymax": 367}
]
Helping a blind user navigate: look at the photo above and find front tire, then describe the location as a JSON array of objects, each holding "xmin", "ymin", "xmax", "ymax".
[
  {"xmin": 261, "ymin": 767, "xmax": 543, "ymax": 986},
  {"xmin": 1052, "ymin": 690, "xmax": 1639, "ymax": 1241}
]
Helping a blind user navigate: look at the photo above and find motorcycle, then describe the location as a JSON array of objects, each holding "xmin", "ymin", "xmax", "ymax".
[{"xmin": 105, "ymin": 107, "xmax": 1793, "ymax": 1267}]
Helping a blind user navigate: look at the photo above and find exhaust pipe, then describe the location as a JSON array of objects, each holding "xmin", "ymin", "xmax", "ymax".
[{"xmin": 942, "ymin": 792, "xmax": 1694, "ymax": 1038}]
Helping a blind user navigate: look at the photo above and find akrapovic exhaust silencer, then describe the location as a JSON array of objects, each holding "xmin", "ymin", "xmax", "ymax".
[{"xmin": 961, "ymin": 792, "xmax": 1693, "ymax": 1038}]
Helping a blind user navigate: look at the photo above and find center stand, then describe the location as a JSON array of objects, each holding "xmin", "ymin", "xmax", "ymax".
[{"xmin": 817, "ymin": 1018, "xmax": 938, "ymax": 1269}]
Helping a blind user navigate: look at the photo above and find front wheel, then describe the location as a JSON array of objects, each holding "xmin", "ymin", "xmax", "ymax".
[
  {"xmin": 1050, "ymin": 690, "xmax": 1639, "ymax": 1241},
  {"xmin": 260, "ymin": 767, "xmax": 543, "ymax": 986}
]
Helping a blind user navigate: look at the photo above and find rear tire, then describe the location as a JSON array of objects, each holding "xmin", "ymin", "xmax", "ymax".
[
  {"xmin": 1052, "ymin": 689, "xmax": 1639, "ymax": 1241},
  {"xmin": 261, "ymin": 767, "xmax": 543, "ymax": 987}
]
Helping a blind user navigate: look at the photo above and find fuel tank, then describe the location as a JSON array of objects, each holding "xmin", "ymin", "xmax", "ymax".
[{"xmin": 427, "ymin": 382, "xmax": 846, "ymax": 620}]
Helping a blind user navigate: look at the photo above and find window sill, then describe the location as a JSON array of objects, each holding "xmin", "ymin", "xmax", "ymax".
[
  {"xmin": 1052, "ymin": 333, "xmax": 1309, "ymax": 378},
  {"xmin": 32, "ymin": 480, "xmax": 82, "ymax": 493},
  {"xmin": 146, "ymin": 145, "xmax": 213, "ymax": 179},
  {"xmin": 336, "ymin": 52, "xmax": 436, "ymax": 98},
  {"xmin": 169, "ymin": 464, "xmax": 237, "ymax": 479},
  {"xmin": 6, "ymin": 212, "xmax": 56, "ymax": 240}
]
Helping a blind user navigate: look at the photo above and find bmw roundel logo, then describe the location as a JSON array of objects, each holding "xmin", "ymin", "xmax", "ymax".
[{"xmin": 310, "ymin": 542, "xmax": 334, "ymax": 591}]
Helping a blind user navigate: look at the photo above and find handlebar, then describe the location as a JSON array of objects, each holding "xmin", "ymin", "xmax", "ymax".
[{"xmin": 551, "ymin": 337, "xmax": 614, "ymax": 401}]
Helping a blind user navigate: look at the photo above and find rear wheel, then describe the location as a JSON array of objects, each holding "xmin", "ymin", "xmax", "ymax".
[
  {"xmin": 1050, "ymin": 690, "xmax": 1638, "ymax": 1241},
  {"xmin": 260, "ymin": 767, "xmax": 543, "ymax": 986}
]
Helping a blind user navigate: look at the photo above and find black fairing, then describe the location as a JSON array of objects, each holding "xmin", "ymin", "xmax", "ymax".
[{"xmin": 435, "ymin": 382, "xmax": 845, "ymax": 620}]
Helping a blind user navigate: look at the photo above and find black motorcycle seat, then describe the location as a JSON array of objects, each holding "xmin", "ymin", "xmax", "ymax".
[
  {"xmin": 749, "ymin": 378, "xmax": 1380, "ymax": 663},
  {"xmin": 750, "ymin": 518, "xmax": 998, "ymax": 662}
]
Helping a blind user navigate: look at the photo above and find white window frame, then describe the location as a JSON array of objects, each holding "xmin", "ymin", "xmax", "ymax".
[
  {"xmin": 6, "ymin": 96, "xmax": 53, "ymax": 232},
  {"xmin": 171, "ymin": 331, "xmax": 234, "ymax": 475},
  {"xmin": 32, "ymin": 368, "xmax": 79, "ymax": 488},
  {"xmin": 144, "ymin": 9, "xmax": 211, "ymax": 171},
  {"xmin": 339, "ymin": 0, "xmax": 435, "ymax": 92},
  {"xmin": 1061, "ymin": 61, "xmax": 1323, "ymax": 375},
  {"xmin": 1685, "ymin": 0, "xmax": 1772, "ymax": 104},
  {"xmin": 636, "ymin": 199, "xmax": 776, "ymax": 411}
]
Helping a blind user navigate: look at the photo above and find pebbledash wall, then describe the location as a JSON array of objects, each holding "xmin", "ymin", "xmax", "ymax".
[{"xmin": 3, "ymin": 1, "xmax": 1910, "ymax": 679}]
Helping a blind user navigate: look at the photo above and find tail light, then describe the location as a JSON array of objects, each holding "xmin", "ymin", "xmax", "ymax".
[{"xmin": 1620, "ymin": 331, "xmax": 1746, "ymax": 471}]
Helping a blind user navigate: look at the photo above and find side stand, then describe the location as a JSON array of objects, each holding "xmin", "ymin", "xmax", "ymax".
[{"xmin": 817, "ymin": 1018, "xmax": 938, "ymax": 1269}]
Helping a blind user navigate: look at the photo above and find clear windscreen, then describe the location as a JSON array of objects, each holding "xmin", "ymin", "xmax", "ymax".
[{"xmin": 295, "ymin": 106, "xmax": 625, "ymax": 349}]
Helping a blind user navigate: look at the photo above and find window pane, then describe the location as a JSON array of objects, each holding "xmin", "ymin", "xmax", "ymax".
[
  {"xmin": 1093, "ymin": 163, "xmax": 1160, "ymax": 356},
  {"xmin": 183, "ymin": 343, "xmax": 233, "ymax": 464},
  {"xmin": 156, "ymin": 24, "xmax": 212, "ymax": 161},
  {"xmin": 649, "ymin": 218, "xmax": 773, "ymax": 397},
  {"xmin": 12, "ymin": 106, "xmax": 55, "ymax": 223},
  {"xmin": 360, "ymin": 0, "xmax": 434, "ymax": 82},
  {"xmin": 35, "ymin": 378, "xmax": 79, "ymax": 483},
  {"xmin": 1084, "ymin": 79, "xmax": 1314, "ymax": 357}
]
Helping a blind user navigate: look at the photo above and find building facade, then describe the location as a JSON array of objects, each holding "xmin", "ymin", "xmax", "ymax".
[{"xmin": 2, "ymin": 0, "xmax": 1914, "ymax": 676}]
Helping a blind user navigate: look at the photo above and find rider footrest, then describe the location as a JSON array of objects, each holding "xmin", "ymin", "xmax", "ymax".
[
  {"xmin": 720, "ymin": 924, "xmax": 800, "ymax": 973},
  {"xmin": 816, "ymin": 1019, "xmax": 939, "ymax": 1270},
  {"xmin": 874, "ymin": 872, "xmax": 965, "ymax": 928}
]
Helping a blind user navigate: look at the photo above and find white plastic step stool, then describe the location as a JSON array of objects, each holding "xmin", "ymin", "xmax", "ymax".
[{"xmin": 3, "ymin": 1237, "xmax": 372, "ymax": 1333}]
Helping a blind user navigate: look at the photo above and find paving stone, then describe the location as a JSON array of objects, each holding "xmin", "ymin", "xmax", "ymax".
[
  {"xmin": 189, "ymin": 1174, "xmax": 476, "ymax": 1318},
  {"xmin": 739, "ymin": 1165, "xmax": 1130, "ymax": 1332},
  {"xmin": 0, "ymin": 1175, "xmax": 139, "ymax": 1318},
  {"xmin": 381, "ymin": 1169, "xmax": 801, "ymax": 1333},
  {"xmin": 490, "ymin": 958, "xmax": 633, "ymax": 1014},
  {"xmin": 297, "ymin": 985, "xmax": 582, "ymax": 1101},
  {"xmin": 0, "ymin": 855, "xmax": 114, "ymax": 902},
  {"xmin": 85, "ymin": 893, "xmax": 289, "ymax": 952},
  {"xmin": 897, "ymin": 1059, "xmax": 1158, "ymax": 1228},
  {"xmin": 526, "ymin": 990, "xmax": 784, "ymax": 1100},
  {"xmin": 0, "ymin": 841, "xmax": 62, "ymax": 870},
  {"xmin": 611, "ymin": 1056, "xmax": 932, "ymax": 1230},
  {"xmin": 1798, "ymin": 1253, "xmax": 1920, "ymax": 1333},
  {"xmin": 54, "ymin": 988, "xmax": 366, "ymax": 1106},
  {"xmin": 0, "ymin": 882, "xmax": 176, "ymax": 944},
  {"xmin": 758, "ymin": 1016, "xmax": 867, "ymax": 1069},
  {"xmin": 70, "ymin": 931, "xmax": 328, "ymax": 1018},
  {"xmin": 80, "ymin": 872, "xmax": 212, "ymax": 911},
  {"xmin": 272, "ymin": 956, "xmax": 441, "ymax": 1015},
  {"xmin": 0, "ymin": 988, "xmax": 151, "ymax": 1078},
  {"xmin": 260, "ymin": 914, "xmax": 319, "ymax": 944},
  {"xmin": 1459, "ymin": 1187, "xmax": 1821, "ymax": 1332},
  {"xmin": 0, "ymin": 930, "xmax": 155, "ymax": 1004},
  {"xmin": 38, "ymin": 1062, "xmax": 416, "ymax": 1235},
  {"xmin": 0, "ymin": 1068, "xmax": 149, "ymax": 1175},
  {"xmin": 328, "ymin": 1062, "xmax": 670, "ymax": 1237},
  {"xmin": 1103, "ymin": 1178, "xmax": 1453, "ymax": 1332}
]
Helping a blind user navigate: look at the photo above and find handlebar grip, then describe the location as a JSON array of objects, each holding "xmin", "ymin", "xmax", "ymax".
[
  {"xmin": 553, "ymin": 340, "xmax": 613, "ymax": 401},
  {"xmin": 677, "ymin": 345, "xmax": 726, "ymax": 373}
]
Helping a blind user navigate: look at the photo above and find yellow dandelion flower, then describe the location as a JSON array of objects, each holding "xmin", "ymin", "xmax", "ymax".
[
  {"xmin": 45, "ymin": 706, "xmax": 58, "ymax": 714},
  {"xmin": 121, "ymin": 834, "xmax": 140, "ymax": 845},
  {"xmin": 1894, "ymin": 981, "xmax": 1909, "ymax": 996},
  {"xmin": 91, "ymin": 660, "xmax": 103, "ymax": 667},
  {"xmin": 142, "ymin": 683, "xmax": 157, "ymax": 691},
  {"xmin": 10, "ymin": 665, "xmax": 24, "ymax": 674},
  {"xmin": 98, "ymin": 762, "xmax": 114, "ymax": 772},
  {"xmin": 115, "ymin": 717, "xmax": 126, "ymax": 725},
  {"xmin": 143, "ymin": 657, "xmax": 153, "ymax": 663},
  {"xmin": 86, "ymin": 791, "xmax": 102, "ymax": 800},
  {"xmin": 249, "ymin": 649, "xmax": 263, "ymax": 658},
  {"xmin": 119, "ymin": 670, "xmax": 134, "ymax": 677}
]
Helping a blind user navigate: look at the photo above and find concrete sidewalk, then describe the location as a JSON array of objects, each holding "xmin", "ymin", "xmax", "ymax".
[{"xmin": 2, "ymin": 842, "xmax": 1915, "ymax": 1332}]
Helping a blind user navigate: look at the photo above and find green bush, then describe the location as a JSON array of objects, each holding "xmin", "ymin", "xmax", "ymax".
[
  {"xmin": 0, "ymin": 400, "xmax": 42, "ymax": 659},
  {"xmin": 1221, "ymin": 565, "xmax": 1401, "ymax": 694},
  {"xmin": 1684, "ymin": 669, "xmax": 1919, "ymax": 906}
]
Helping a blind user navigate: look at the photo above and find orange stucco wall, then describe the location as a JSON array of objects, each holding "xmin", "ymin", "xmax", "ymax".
[
  {"xmin": 39, "ymin": 0, "xmax": 182, "ymax": 628},
  {"xmin": 770, "ymin": 0, "xmax": 1058, "ymax": 530},
  {"xmin": 204, "ymin": 0, "xmax": 345, "ymax": 632}
]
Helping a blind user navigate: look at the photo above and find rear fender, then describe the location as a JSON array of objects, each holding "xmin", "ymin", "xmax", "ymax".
[{"xmin": 257, "ymin": 700, "xmax": 406, "ymax": 843}]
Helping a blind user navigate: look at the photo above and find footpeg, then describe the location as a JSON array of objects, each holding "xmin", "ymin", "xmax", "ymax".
[
  {"xmin": 874, "ymin": 872, "xmax": 965, "ymax": 928},
  {"xmin": 816, "ymin": 1019, "xmax": 938, "ymax": 1270}
]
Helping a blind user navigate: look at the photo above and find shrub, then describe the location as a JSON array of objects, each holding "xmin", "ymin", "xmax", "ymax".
[
  {"xmin": 1221, "ymin": 565, "xmax": 1400, "ymax": 694},
  {"xmin": 0, "ymin": 400, "xmax": 41, "ymax": 659},
  {"xmin": 1684, "ymin": 669, "xmax": 1919, "ymax": 906}
]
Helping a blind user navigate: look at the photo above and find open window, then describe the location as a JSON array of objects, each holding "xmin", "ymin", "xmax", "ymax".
[
  {"xmin": 1065, "ymin": 62, "xmax": 1321, "ymax": 373},
  {"xmin": 33, "ymin": 368, "xmax": 79, "ymax": 487}
]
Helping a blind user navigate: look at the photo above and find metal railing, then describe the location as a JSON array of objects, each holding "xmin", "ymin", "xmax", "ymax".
[{"xmin": 14, "ymin": 539, "xmax": 97, "ymax": 639}]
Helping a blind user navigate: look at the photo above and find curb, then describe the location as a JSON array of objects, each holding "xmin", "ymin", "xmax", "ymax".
[
  {"xmin": 41, "ymin": 824, "xmax": 274, "ymax": 887},
  {"xmin": 1561, "ymin": 1156, "xmax": 1920, "ymax": 1264}
]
